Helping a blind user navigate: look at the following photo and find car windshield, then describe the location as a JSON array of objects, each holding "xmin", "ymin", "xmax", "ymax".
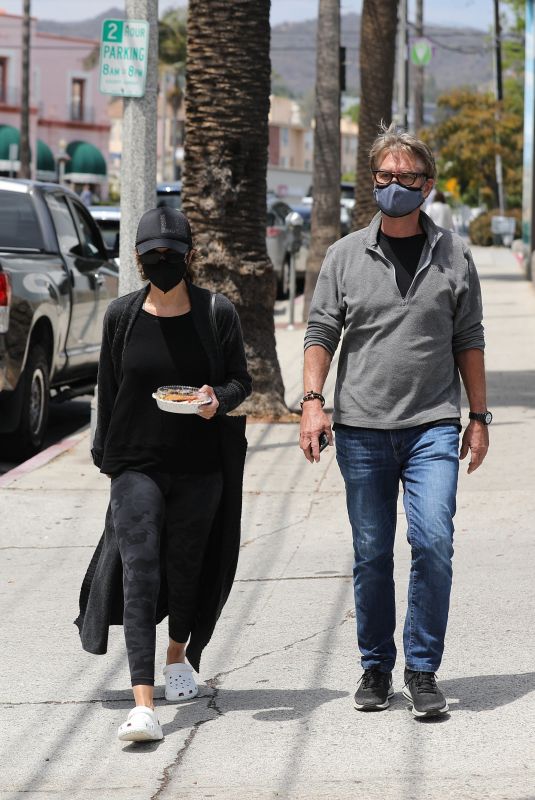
[{"xmin": 0, "ymin": 191, "xmax": 44, "ymax": 250}]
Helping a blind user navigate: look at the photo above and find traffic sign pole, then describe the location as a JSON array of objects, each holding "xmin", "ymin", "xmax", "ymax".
[{"xmin": 118, "ymin": 0, "xmax": 159, "ymax": 296}]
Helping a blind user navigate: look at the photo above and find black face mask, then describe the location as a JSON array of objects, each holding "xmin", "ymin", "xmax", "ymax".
[{"xmin": 139, "ymin": 250, "xmax": 188, "ymax": 293}]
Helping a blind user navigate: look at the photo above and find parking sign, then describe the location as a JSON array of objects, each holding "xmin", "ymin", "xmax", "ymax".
[{"xmin": 99, "ymin": 19, "xmax": 149, "ymax": 97}]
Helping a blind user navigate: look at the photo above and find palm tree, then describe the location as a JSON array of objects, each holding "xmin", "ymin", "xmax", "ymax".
[
  {"xmin": 183, "ymin": 0, "xmax": 287, "ymax": 417},
  {"xmin": 159, "ymin": 9, "xmax": 187, "ymax": 179},
  {"xmin": 352, "ymin": 0, "xmax": 399, "ymax": 231},
  {"xmin": 303, "ymin": 0, "xmax": 341, "ymax": 318}
]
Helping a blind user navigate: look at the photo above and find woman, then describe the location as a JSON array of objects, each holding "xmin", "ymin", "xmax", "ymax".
[
  {"xmin": 426, "ymin": 190, "xmax": 455, "ymax": 231},
  {"xmin": 75, "ymin": 206, "xmax": 251, "ymax": 742}
]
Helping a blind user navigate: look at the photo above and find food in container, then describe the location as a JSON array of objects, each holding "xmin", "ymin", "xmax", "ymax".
[{"xmin": 152, "ymin": 385, "xmax": 212, "ymax": 414}]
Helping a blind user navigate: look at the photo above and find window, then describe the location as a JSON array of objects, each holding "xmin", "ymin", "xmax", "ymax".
[
  {"xmin": 45, "ymin": 194, "xmax": 80, "ymax": 255},
  {"xmin": 69, "ymin": 202, "xmax": 106, "ymax": 260},
  {"xmin": 0, "ymin": 57, "xmax": 7, "ymax": 103},
  {"xmin": 0, "ymin": 192, "xmax": 44, "ymax": 250},
  {"xmin": 280, "ymin": 127, "xmax": 289, "ymax": 146},
  {"xmin": 71, "ymin": 78, "xmax": 85, "ymax": 121}
]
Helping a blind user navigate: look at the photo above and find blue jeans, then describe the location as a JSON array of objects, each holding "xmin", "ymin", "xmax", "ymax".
[{"xmin": 335, "ymin": 424, "xmax": 459, "ymax": 673}]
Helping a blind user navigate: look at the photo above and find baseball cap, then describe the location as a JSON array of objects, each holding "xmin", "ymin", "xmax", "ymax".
[{"xmin": 135, "ymin": 207, "xmax": 192, "ymax": 255}]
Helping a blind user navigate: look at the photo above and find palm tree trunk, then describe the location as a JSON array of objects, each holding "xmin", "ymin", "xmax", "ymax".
[
  {"xmin": 183, "ymin": 0, "xmax": 287, "ymax": 417},
  {"xmin": 303, "ymin": 0, "xmax": 341, "ymax": 319},
  {"xmin": 352, "ymin": 0, "xmax": 399, "ymax": 231},
  {"xmin": 413, "ymin": 0, "xmax": 424, "ymax": 132},
  {"xmin": 19, "ymin": 0, "xmax": 31, "ymax": 179}
]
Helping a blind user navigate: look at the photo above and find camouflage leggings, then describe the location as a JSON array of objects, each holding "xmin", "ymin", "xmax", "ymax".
[{"xmin": 110, "ymin": 469, "xmax": 223, "ymax": 686}]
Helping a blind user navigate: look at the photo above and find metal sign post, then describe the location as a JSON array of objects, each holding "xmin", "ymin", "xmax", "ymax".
[{"xmin": 285, "ymin": 211, "xmax": 304, "ymax": 330}]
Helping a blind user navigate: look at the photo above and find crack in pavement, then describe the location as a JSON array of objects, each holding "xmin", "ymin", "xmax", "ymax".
[
  {"xmin": 150, "ymin": 616, "xmax": 350, "ymax": 798},
  {"xmin": 0, "ymin": 545, "xmax": 94, "ymax": 551},
  {"xmin": 234, "ymin": 574, "xmax": 351, "ymax": 582},
  {"xmin": 239, "ymin": 515, "xmax": 310, "ymax": 548}
]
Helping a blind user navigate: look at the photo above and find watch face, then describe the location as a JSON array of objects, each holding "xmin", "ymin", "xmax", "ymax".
[{"xmin": 484, "ymin": 411, "xmax": 493, "ymax": 424}]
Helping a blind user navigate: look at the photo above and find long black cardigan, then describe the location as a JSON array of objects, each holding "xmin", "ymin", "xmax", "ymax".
[{"xmin": 74, "ymin": 282, "xmax": 252, "ymax": 672}]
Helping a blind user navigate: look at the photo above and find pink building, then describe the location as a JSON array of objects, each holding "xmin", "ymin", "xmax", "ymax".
[{"xmin": 0, "ymin": 11, "xmax": 110, "ymax": 197}]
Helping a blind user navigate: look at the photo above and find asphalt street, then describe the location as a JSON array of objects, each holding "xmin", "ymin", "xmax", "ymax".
[{"xmin": 1, "ymin": 246, "xmax": 534, "ymax": 800}]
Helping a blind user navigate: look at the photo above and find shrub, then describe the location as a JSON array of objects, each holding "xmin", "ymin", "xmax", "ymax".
[{"xmin": 469, "ymin": 208, "xmax": 522, "ymax": 246}]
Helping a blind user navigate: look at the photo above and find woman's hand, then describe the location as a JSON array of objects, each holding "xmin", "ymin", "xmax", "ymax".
[{"xmin": 198, "ymin": 385, "xmax": 219, "ymax": 419}]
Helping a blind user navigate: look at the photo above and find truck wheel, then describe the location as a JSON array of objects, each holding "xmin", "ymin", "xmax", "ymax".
[{"xmin": 16, "ymin": 345, "xmax": 50, "ymax": 458}]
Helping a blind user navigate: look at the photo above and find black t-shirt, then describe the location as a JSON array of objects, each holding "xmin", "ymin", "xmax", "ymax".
[
  {"xmin": 378, "ymin": 230, "xmax": 426, "ymax": 298},
  {"xmin": 100, "ymin": 309, "xmax": 220, "ymax": 475}
]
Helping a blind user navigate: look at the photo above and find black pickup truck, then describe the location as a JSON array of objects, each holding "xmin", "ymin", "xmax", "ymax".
[{"xmin": 0, "ymin": 179, "xmax": 118, "ymax": 458}]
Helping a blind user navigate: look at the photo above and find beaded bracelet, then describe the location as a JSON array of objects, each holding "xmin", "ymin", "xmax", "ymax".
[{"xmin": 300, "ymin": 391, "xmax": 325, "ymax": 408}]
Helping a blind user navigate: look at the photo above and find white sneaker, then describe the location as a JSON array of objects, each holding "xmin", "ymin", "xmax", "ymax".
[
  {"xmin": 117, "ymin": 706, "xmax": 163, "ymax": 742},
  {"xmin": 163, "ymin": 662, "xmax": 199, "ymax": 702}
]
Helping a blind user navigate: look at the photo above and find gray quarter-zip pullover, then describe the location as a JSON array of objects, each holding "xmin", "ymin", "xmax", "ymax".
[{"xmin": 304, "ymin": 212, "xmax": 485, "ymax": 429}]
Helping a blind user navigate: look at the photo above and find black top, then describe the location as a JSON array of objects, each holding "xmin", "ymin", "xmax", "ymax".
[
  {"xmin": 378, "ymin": 230, "xmax": 426, "ymax": 298},
  {"xmin": 100, "ymin": 309, "xmax": 220, "ymax": 475}
]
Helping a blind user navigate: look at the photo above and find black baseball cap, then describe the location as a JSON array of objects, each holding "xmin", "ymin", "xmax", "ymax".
[{"xmin": 135, "ymin": 207, "xmax": 192, "ymax": 255}]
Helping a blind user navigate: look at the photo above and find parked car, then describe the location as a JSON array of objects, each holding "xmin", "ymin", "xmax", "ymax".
[
  {"xmin": 156, "ymin": 181, "xmax": 182, "ymax": 209},
  {"xmin": 91, "ymin": 186, "xmax": 298, "ymax": 298},
  {"xmin": 0, "ymin": 178, "xmax": 118, "ymax": 457},
  {"xmin": 88, "ymin": 206, "xmax": 121, "ymax": 263}
]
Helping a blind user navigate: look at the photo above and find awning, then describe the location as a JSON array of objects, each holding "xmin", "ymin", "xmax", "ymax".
[
  {"xmin": 65, "ymin": 140, "xmax": 107, "ymax": 184},
  {"xmin": 0, "ymin": 125, "xmax": 21, "ymax": 171},
  {"xmin": 36, "ymin": 139, "xmax": 56, "ymax": 181}
]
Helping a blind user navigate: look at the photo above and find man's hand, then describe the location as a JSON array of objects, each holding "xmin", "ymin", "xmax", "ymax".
[
  {"xmin": 459, "ymin": 421, "xmax": 489, "ymax": 474},
  {"xmin": 299, "ymin": 400, "xmax": 333, "ymax": 463}
]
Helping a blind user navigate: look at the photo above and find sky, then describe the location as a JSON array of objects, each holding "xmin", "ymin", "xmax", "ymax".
[{"xmin": 0, "ymin": 0, "xmax": 495, "ymax": 32}]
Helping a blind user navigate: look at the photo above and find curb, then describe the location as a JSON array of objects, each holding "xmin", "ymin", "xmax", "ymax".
[{"xmin": 0, "ymin": 427, "xmax": 89, "ymax": 489}]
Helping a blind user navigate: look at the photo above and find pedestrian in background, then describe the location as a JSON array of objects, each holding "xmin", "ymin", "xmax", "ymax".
[
  {"xmin": 300, "ymin": 124, "xmax": 490, "ymax": 718},
  {"xmin": 75, "ymin": 207, "xmax": 251, "ymax": 742},
  {"xmin": 80, "ymin": 184, "xmax": 93, "ymax": 207},
  {"xmin": 427, "ymin": 190, "xmax": 455, "ymax": 231}
]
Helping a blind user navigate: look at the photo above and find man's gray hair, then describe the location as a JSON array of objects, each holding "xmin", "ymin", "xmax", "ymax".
[{"xmin": 369, "ymin": 122, "xmax": 437, "ymax": 180}]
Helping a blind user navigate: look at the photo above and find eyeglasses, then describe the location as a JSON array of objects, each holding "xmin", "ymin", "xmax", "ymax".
[
  {"xmin": 139, "ymin": 250, "xmax": 186, "ymax": 266},
  {"xmin": 372, "ymin": 170, "xmax": 428, "ymax": 187}
]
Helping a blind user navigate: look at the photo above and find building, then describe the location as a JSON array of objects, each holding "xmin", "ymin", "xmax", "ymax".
[
  {"xmin": 0, "ymin": 10, "xmax": 110, "ymax": 197},
  {"xmin": 268, "ymin": 94, "xmax": 358, "ymax": 203}
]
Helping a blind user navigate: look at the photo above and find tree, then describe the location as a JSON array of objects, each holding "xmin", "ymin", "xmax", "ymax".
[
  {"xmin": 352, "ymin": 0, "xmax": 399, "ymax": 231},
  {"xmin": 159, "ymin": 8, "xmax": 187, "ymax": 178},
  {"xmin": 19, "ymin": 0, "xmax": 31, "ymax": 178},
  {"xmin": 303, "ymin": 0, "xmax": 341, "ymax": 317},
  {"xmin": 422, "ymin": 89, "xmax": 523, "ymax": 208},
  {"xmin": 183, "ymin": 0, "xmax": 287, "ymax": 417}
]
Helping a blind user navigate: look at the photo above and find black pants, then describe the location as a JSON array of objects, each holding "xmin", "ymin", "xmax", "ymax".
[{"xmin": 110, "ymin": 469, "xmax": 223, "ymax": 686}]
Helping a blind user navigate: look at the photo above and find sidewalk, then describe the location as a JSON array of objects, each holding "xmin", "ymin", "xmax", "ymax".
[{"xmin": 1, "ymin": 246, "xmax": 534, "ymax": 800}]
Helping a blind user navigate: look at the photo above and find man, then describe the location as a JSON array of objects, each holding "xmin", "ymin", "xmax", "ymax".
[{"xmin": 300, "ymin": 125, "xmax": 489, "ymax": 718}]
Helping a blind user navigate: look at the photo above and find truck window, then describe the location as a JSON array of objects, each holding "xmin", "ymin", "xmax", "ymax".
[
  {"xmin": 69, "ymin": 203, "xmax": 106, "ymax": 260},
  {"xmin": 0, "ymin": 191, "xmax": 44, "ymax": 250},
  {"xmin": 45, "ymin": 194, "xmax": 81, "ymax": 256}
]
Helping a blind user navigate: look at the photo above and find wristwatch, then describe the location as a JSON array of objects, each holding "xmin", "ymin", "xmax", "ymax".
[{"xmin": 469, "ymin": 411, "xmax": 493, "ymax": 425}]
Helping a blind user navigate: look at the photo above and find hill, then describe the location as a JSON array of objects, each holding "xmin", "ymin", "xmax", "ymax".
[{"xmin": 36, "ymin": 8, "xmax": 493, "ymax": 98}]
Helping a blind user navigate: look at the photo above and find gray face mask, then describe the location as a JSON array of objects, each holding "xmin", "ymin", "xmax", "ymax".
[{"xmin": 373, "ymin": 183, "xmax": 425, "ymax": 218}]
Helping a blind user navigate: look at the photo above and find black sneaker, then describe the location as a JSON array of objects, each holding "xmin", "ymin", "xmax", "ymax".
[
  {"xmin": 403, "ymin": 668, "xmax": 449, "ymax": 717},
  {"xmin": 354, "ymin": 668, "xmax": 394, "ymax": 711}
]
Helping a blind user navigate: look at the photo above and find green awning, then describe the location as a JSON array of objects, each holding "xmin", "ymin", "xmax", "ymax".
[
  {"xmin": 0, "ymin": 125, "xmax": 21, "ymax": 169},
  {"xmin": 65, "ymin": 140, "xmax": 107, "ymax": 183},
  {"xmin": 37, "ymin": 139, "xmax": 55, "ymax": 173}
]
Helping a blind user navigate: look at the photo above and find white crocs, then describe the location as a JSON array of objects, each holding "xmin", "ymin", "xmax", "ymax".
[
  {"xmin": 117, "ymin": 706, "xmax": 163, "ymax": 742},
  {"xmin": 163, "ymin": 662, "xmax": 199, "ymax": 702}
]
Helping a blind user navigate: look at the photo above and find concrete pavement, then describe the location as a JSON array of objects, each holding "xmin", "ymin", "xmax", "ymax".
[{"xmin": 1, "ymin": 246, "xmax": 534, "ymax": 800}]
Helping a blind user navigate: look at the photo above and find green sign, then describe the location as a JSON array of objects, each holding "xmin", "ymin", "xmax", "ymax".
[
  {"xmin": 411, "ymin": 38, "xmax": 432, "ymax": 67},
  {"xmin": 99, "ymin": 18, "xmax": 149, "ymax": 97}
]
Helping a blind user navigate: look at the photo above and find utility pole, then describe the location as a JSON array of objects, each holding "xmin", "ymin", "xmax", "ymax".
[
  {"xmin": 494, "ymin": 0, "xmax": 505, "ymax": 213},
  {"xmin": 396, "ymin": 0, "xmax": 408, "ymax": 128},
  {"xmin": 413, "ymin": 0, "xmax": 424, "ymax": 131},
  {"xmin": 19, "ymin": 0, "xmax": 31, "ymax": 178},
  {"xmin": 119, "ymin": 0, "xmax": 159, "ymax": 295}
]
